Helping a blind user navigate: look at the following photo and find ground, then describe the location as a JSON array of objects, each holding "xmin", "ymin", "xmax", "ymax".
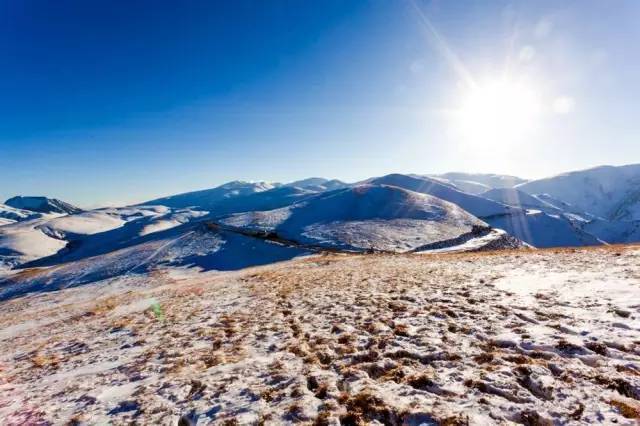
[{"xmin": 0, "ymin": 246, "xmax": 639, "ymax": 425}]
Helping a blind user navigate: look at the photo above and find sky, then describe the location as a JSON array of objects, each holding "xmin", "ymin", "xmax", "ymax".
[{"xmin": 1, "ymin": 0, "xmax": 639, "ymax": 207}]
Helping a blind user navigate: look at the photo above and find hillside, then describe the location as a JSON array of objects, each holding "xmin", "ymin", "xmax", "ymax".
[
  {"xmin": 0, "ymin": 206, "xmax": 207, "ymax": 272},
  {"xmin": 517, "ymin": 164, "xmax": 640, "ymax": 221},
  {"xmin": 481, "ymin": 188, "xmax": 563, "ymax": 215},
  {"xmin": 430, "ymin": 172, "xmax": 528, "ymax": 194},
  {"xmin": 144, "ymin": 181, "xmax": 278, "ymax": 210},
  {"xmin": 0, "ymin": 204, "xmax": 41, "ymax": 225},
  {"xmin": 5, "ymin": 196, "xmax": 82, "ymax": 215},
  {"xmin": 220, "ymin": 184, "xmax": 514, "ymax": 252},
  {"xmin": 367, "ymin": 174, "xmax": 599, "ymax": 248},
  {"xmin": 368, "ymin": 174, "xmax": 515, "ymax": 218},
  {"xmin": 0, "ymin": 246, "xmax": 638, "ymax": 424}
]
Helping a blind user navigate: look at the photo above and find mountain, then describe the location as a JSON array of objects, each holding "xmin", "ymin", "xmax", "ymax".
[
  {"xmin": 432, "ymin": 178, "xmax": 491, "ymax": 195},
  {"xmin": 481, "ymin": 188, "xmax": 564, "ymax": 215},
  {"xmin": 143, "ymin": 180, "xmax": 278, "ymax": 210},
  {"xmin": 430, "ymin": 172, "xmax": 527, "ymax": 194},
  {"xmin": 221, "ymin": 184, "xmax": 522, "ymax": 252},
  {"xmin": 368, "ymin": 174, "xmax": 516, "ymax": 218},
  {"xmin": 0, "ymin": 206, "xmax": 207, "ymax": 272},
  {"xmin": 582, "ymin": 218, "xmax": 640, "ymax": 243},
  {"xmin": 5, "ymin": 196, "xmax": 82, "ymax": 215},
  {"xmin": 144, "ymin": 179, "xmax": 348, "ymax": 217},
  {"xmin": 283, "ymin": 177, "xmax": 348, "ymax": 191},
  {"xmin": 0, "ymin": 204, "xmax": 41, "ymax": 225},
  {"xmin": 0, "ymin": 221, "xmax": 309, "ymax": 300},
  {"xmin": 367, "ymin": 174, "xmax": 606, "ymax": 247},
  {"xmin": 485, "ymin": 210, "xmax": 602, "ymax": 248},
  {"xmin": 517, "ymin": 164, "xmax": 640, "ymax": 220},
  {"xmin": 210, "ymin": 186, "xmax": 319, "ymax": 216}
]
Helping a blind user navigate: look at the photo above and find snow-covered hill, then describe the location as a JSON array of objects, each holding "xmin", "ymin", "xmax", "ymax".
[
  {"xmin": 368, "ymin": 174, "xmax": 516, "ymax": 218},
  {"xmin": 208, "ymin": 186, "xmax": 319, "ymax": 216},
  {"xmin": 145, "ymin": 179, "xmax": 348, "ymax": 215},
  {"xmin": 283, "ymin": 177, "xmax": 347, "ymax": 192},
  {"xmin": 221, "ymin": 184, "xmax": 520, "ymax": 252},
  {"xmin": 4, "ymin": 196, "xmax": 82, "ymax": 215},
  {"xmin": 0, "ymin": 206, "xmax": 207, "ymax": 272},
  {"xmin": 481, "ymin": 188, "xmax": 564, "ymax": 215},
  {"xmin": 143, "ymin": 180, "xmax": 278, "ymax": 210},
  {"xmin": 517, "ymin": 164, "xmax": 640, "ymax": 221},
  {"xmin": 0, "ymin": 204, "xmax": 41, "ymax": 225},
  {"xmin": 364, "ymin": 174, "xmax": 604, "ymax": 248},
  {"xmin": 430, "ymin": 172, "xmax": 527, "ymax": 194},
  {"xmin": 0, "ymin": 222, "xmax": 308, "ymax": 300}
]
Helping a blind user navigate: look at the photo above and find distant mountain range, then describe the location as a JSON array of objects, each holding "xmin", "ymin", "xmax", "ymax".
[{"xmin": 1, "ymin": 164, "xmax": 639, "ymax": 299}]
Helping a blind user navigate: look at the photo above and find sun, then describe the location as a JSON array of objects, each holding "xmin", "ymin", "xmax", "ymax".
[{"xmin": 453, "ymin": 77, "xmax": 541, "ymax": 148}]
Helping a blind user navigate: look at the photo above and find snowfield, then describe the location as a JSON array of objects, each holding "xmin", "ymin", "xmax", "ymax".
[
  {"xmin": 0, "ymin": 245, "xmax": 638, "ymax": 424},
  {"xmin": 517, "ymin": 164, "xmax": 640, "ymax": 221},
  {"xmin": 221, "ymin": 184, "xmax": 492, "ymax": 252}
]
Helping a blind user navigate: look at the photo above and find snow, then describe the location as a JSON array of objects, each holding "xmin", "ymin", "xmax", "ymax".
[
  {"xmin": 0, "ymin": 206, "xmax": 207, "ymax": 272},
  {"xmin": 283, "ymin": 177, "xmax": 347, "ymax": 192},
  {"xmin": 433, "ymin": 172, "xmax": 528, "ymax": 188},
  {"xmin": 583, "ymin": 217, "xmax": 640, "ymax": 243},
  {"xmin": 369, "ymin": 174, "xmax": 517, "ymax": 218},
  {"xmin": 222, "ymin": 184, "xmax": 490, "ymax": 252},
  {"xmin": 485, "ymin": 210, "xmax": 602, "ymax": 248},
  {"xmin": 143, "ymin": 180, "xmax": 278, "ymax": 210},
  {"xmin": 0, "ymin": 204, "xmax": 41, "ymax": 224},
  {"xmin": 517, "ymin": 164, "xmax": 640, "ymax": 220},
  {"xmin": 0, "ymin": 246, "xmax": 638, "ymax": 424},
  {"xmin": 0, "ymin": 218, "xmax": 68, "ymax": 268},
  {"xmin": 4, "ymin": 196, "xmax": 81, "ymax": 215},
  {"xmin": 481, "ymin": 188, "xmax": 562, "ymax": 214}
]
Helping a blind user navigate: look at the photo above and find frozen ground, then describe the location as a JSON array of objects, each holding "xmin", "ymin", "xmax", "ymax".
[{"xmin": 0, "ymin": 246, "xmax": 639, "ymax": 424}]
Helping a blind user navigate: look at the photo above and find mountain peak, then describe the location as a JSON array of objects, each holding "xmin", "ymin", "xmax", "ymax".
[{"xmin": 4, "ymin": 196, "xmax": 82, "ymax": 215}]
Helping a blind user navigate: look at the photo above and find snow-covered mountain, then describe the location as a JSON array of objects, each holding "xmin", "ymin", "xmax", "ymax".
[
  {"xmin": 0, "ymin": 206, "xmax": 207, "ymax": 272},
  {"xmin": 368, "ymin": 174, "xmax": 602, "ymax": 248},
  {"xmin": 368, "ymin": 174, "xmax": 516, "ymax": 218},
  {"xmin": 481, "ymin": 188, "xmax": 564, "ymax": 215},
  {"xmin": 283, "ymin": 177, "xmax": 347, "ymax": 191},
  {"xmin": 517, "ymin": 164, "xmax": 640, "ymax": 221},
  {"xmin": 207, "ymin": 186, "xmax": 319, "ymax": 216},
  {"xmin": 144, "ymin": 178, "xmax": 348, "ymax": 214},
  {"xmin": 221, "ymin": 184, "xmax": 522, "ymax": 252},
  {"xmin": 144, "ymin": 180, "xmax": 278, "ymax": 210},
  {"xmin": 0, "ymin": 204, "xmax": 42, "ymax": 225},
  {"xmin": 2, "ymin": 163, "xmax": 640, "ymax": 284},
  {"xmin": 429, "ymin": 172, "xmax": 527, "ymax": 194},
  {"xmin": 5, "ymin": 196, "xmax": 82, "ymax": 215}
]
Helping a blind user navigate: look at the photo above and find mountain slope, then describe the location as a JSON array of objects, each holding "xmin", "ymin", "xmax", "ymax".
[
  {"xmin": 481, "ymin": 188, "xmax": 564, "ymax": 215},
  {"xmin": 5, "ymin": 196, "xmax": 82, "ymax": 215},
  {"xmin": 208, "ymin": 186, "xmax": 319, "ymax": 217},
  {"xmin": 0, "ymin": 206, "xmax": 207, "ymax": 271},
  {"xmin": 0, "ymin": 204, "xmax": 41, "ymax": 225},
  {"xmin": 0, "ymin": 222, "xmax": 308, "ymax": 300},
  {"xmin": 517, "ymin": 164, "xmax": 640, "ymax": 220},
  {"xmin": 364, "ymin": 174, "xmax": 603, "ymax": 248},
  {"xmin": 368, "ymin": 174, "xmax": 516, "ymax": 218},
  {"xmin": 144, "ymin": 181, "xmax": 278, "ymax": 210},
  {"xmin": 221, "ymin": 184, "xmax": 511, "ymax": 252},
  {"xmin": 431, "ymin": 172, "xmax": 527, "ymax": 193},
  {"xmin": 283, "ymin": 177, "xmax": 347, "ymax": 191},
  {"xmin": 485, "ymin": 210, "xmax": 602, "ymax": 248},
  {"xmin": 1, "ymin": 247, "xmax": 638, "ymax": 424}
]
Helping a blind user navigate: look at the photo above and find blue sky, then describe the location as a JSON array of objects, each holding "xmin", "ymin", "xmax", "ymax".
[{"xmin": 1, "ymin": 0, "xmax": 639, "ymax": 207}]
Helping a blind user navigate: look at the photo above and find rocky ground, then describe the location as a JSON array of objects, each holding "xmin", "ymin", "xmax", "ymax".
[{"xmin": 0, "ymin": 245, "xmax": 639, "ymax": 425}]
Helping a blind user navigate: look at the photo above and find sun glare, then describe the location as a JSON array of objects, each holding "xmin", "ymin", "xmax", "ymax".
[{"xmin": 454, "ymin": 78, "xmax": 541, "ymax": 148}]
